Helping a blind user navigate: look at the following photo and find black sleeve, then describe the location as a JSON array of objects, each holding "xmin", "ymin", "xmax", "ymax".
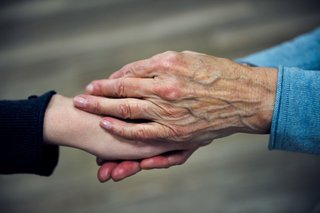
[{"xmin": 0, "ymin": 91, "xmax": 59, "ymax": 176}]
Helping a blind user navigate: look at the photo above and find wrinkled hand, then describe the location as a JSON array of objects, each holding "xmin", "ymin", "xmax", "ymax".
[{"xmin": 74, "ymin": 51, "xmax": 277, "ymax": 146}]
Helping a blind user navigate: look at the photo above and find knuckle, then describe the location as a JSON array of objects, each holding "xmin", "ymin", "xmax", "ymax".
[
  {"xmin": 91, "ymin": 98, "xmax": 102, "ymax": 114},
  {"xmin": 125, "ymin": 64, "xmax": 136, "ymax": 76},
  {"xmin": 157, "ymin": 50, "xmax": 177, "ymax": 58},
  {"xmin": 115, "ymin": 78, "xmax": 126, "ymax": 97},
  {"xmin": 121, "ymin": 63, "xmax": 136, "ymax": 77},
  {"xmin": 123, "ymin": 69, "xmax": 132, "ymax": 77},
  {"xmin": 182, "ymin": 50, "xmax": 192, "ymax": 54},
  {"xmin": 164, "ymin": 50, "xmax": 178, "ymax": 58},
  {"xmin": 156, "ymin": 83, "xmax": 182, "ymax": 100},
  {"xmin": 181, "ymin": 50, "xmax": 202, "ymax": 55},
  {"xmin": 152, "ymin": 51, "xmax": 180, "ymax": 70},
  {"xmin": 134, "ymin": 128, "xmax": 149, "ymax": 140},
  {"xmin": 118, "ymin": 101, "xmax": 132, "ymax": 119},
  {"xmin": 162, "ymin": 51, "xmax": 180, "ymax": 68},
  {"xmin": 115, "ymin": 127, "xmax": 125, "ymax": 137},
  {"xmin": 165, "ymin": 87, "xmax": 181, "ymax": 100}
]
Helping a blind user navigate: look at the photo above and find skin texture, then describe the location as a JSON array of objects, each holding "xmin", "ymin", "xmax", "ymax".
[
  {"xmin": 74, "ymin": 51, "xmax": 278, "ymax": 182},
  {"xmin": 75, "ymin": 51, "xmax": 277, "ymax": 141},
  {"xmin": 43, "ymin": 94, "xmax": 201, "ymax": 181}
]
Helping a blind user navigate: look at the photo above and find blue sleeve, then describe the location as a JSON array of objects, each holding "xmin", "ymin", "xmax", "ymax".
[
  {"xmin": 237, "ymin": 27, "xmax": 320, "ymax": 154},
  {"xmin": 237, "ymin": 27, "xmax": 320, "ymax": 70},
  {"xmin": 271, "ymin": 66, "xmax": 320, "ymax": 154}
]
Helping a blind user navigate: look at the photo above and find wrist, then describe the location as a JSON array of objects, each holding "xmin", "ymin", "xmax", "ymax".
[
  {"xmin": 43, "ymin": 94, "xmax": 105, "ymax": 156},
  {"xmin": 242, "ymin": 66, "xmax": 278, "ymax": 134},
  {"xmin": 43, "ymin": 94, "xmax": 71, "ymax": 146}
]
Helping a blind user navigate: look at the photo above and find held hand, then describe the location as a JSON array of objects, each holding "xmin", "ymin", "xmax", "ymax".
[
  {"xmin": 74, "ymin": 51, "xmax": 277, "ymax": 145},
  {"xmin": 44, "ymin": 94, "xmax": 199, "ymax": 160}
]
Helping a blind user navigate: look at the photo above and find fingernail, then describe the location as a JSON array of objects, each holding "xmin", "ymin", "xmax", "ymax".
[
  {"xmin": 99, "ymin": 171, "xmax": 110, "ymax": 183},
  {"xmin": 101, "ymin": 120, "xmax": 112, "ymax": 130},
  {"xmin": 86, "ymin": 84, "xmax": 94, "ymax": 93},
  {"xmin": 74, "ymin": 96, "xmax": 88, "ymax": 108}
]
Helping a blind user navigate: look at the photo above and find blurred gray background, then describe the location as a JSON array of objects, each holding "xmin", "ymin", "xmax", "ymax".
[{"xmin": 1, "ymin": 0, "xmax": 320, "ymax": 212}]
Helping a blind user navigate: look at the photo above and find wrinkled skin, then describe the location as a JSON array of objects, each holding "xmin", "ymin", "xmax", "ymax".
[{"xmin": 74, "ymin": 51, "xmax": 277, "ymax": 182}]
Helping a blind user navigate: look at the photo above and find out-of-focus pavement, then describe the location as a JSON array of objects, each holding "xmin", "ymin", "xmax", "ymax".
[{"xmin": 0, "ymin": 0, "xmax": 320, "ymax": 212}]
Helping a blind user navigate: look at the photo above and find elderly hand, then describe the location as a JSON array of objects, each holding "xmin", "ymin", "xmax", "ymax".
[{"xmin": 74, "ymin": 51, "xmax": 277, "ymax": 146}]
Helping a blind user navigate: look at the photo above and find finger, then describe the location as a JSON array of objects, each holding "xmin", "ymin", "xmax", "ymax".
[
  {"xmin": 109, "ymin": 58, "xmax": 156, "ymax": 79},
  {"xmin": 97, "ymin": 161, "xmax": 119, "ymax": 182},
  {"xmin": 111, "ymin": 161, "xmax": 141, "ymax": 182},
  {"xmin": 100, "ymin": 117, "xmax": 172, "ymax": 141},
  {"xmin": 85, "ymin": 78, "xmax": 156, "ymax": 97},
  {"xmin": 74, "ymin": 95, "xmax": 159, "ymax": 120},
  {"xmin": 140, "ymin": 148, "xmax": 197, "ymax": 169}
]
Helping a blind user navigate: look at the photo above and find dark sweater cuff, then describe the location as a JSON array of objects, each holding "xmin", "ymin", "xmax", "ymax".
[{"xmin": 0, "ymin": 91, "xmax": 59, "ymax": 176}]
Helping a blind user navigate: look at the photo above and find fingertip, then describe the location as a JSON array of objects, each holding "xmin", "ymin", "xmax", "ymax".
[
  {"xmin": 85, "ymin": 83, "xmax": 94, "ymax": 94},
  {"xmin": 97, "ymin": 166, "xmax": 112, "ymax": 183},
  {"xmin": 97, "ymin": 162, "xmax": 118, "ymax": 183},
  {"xmin": 85, "ymin": 81, "xmax": 103, "ymax": 95},
  {"xmin": 100, "ymin": 119, "xmax": 113, "ymax": 130},
  {"xmin": 100, "ymin": 117, "xmax": 128, "ymax": 137},
  {"xmin": 73, "ymin": 95, "xmax": 88, "ymax": 108}
]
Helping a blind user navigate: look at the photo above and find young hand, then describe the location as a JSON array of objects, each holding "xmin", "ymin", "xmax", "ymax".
[{"xmin": 44, "ymin": 94, "xmax": 199, "ymax": 160}]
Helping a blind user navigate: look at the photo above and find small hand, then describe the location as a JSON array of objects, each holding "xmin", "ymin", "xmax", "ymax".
[{"xmin": 44, "ymin": 94, "xmax": 198, "ymax": 160}]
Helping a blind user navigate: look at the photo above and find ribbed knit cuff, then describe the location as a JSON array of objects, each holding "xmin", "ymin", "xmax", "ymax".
[
  {"xmin": 0, "ymin": 91, "xmax": 59, "ymax": 176},
  {"xmin": 268, "ymin": 66, "xmax": 283, "ymax": 151},
  {"xmin": 268, "ymin": 66, "xmax": 320, "ymax": 154}
]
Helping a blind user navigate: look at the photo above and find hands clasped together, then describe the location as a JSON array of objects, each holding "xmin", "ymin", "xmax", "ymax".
[{"xmin": 48, "ymin": 51, "xmax": 277, "ymax": 182}]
